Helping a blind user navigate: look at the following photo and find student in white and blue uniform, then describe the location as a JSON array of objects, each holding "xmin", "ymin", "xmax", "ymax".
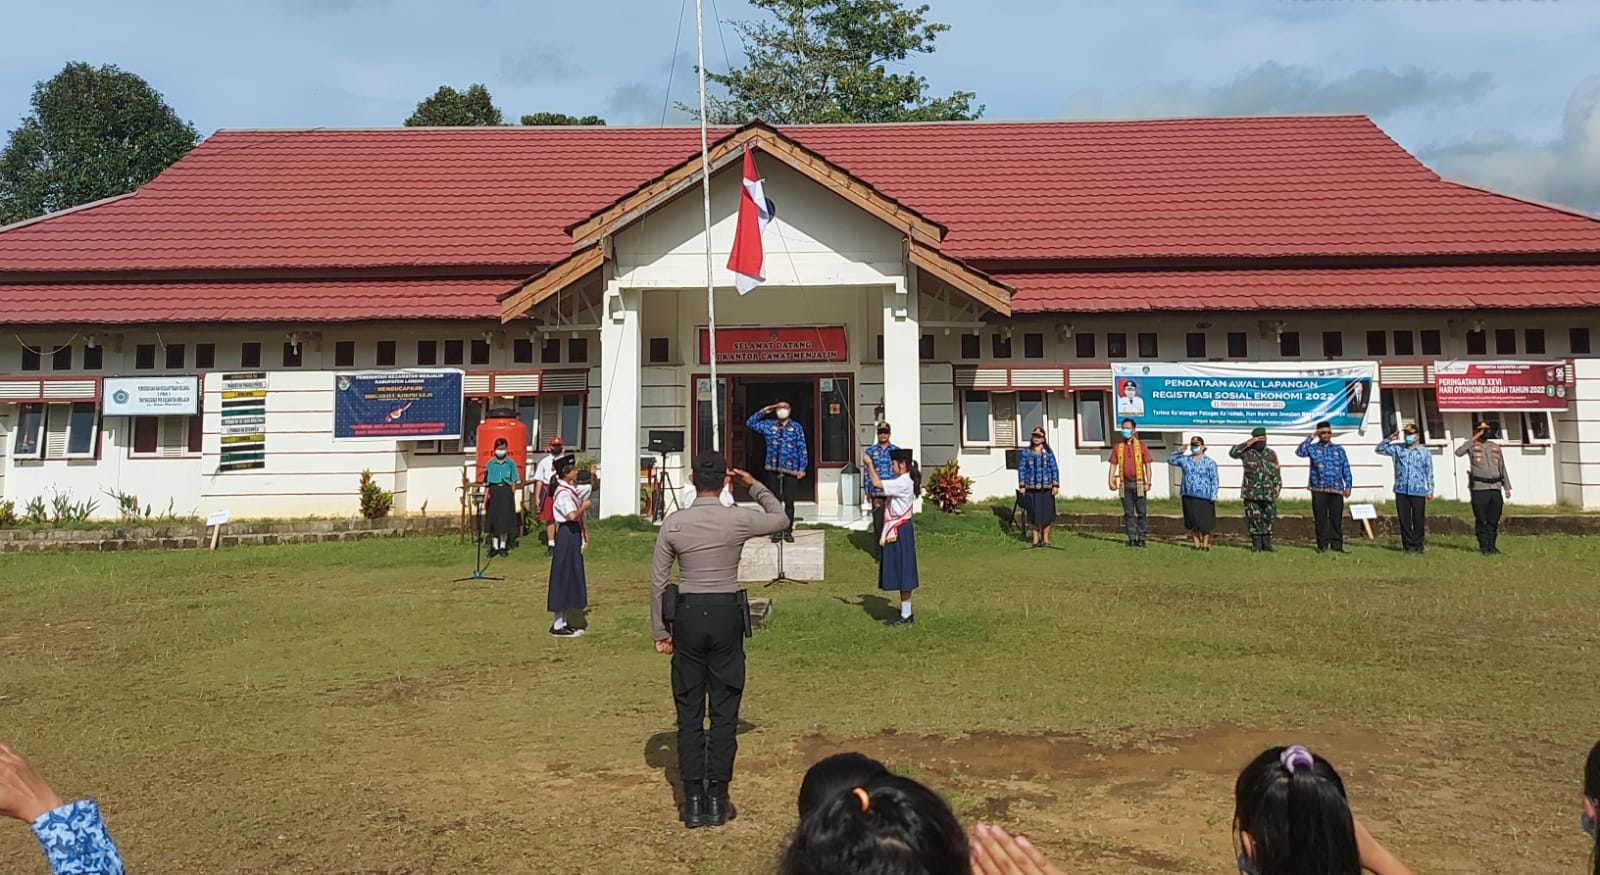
[
  {"xmin": 546, "ymin": 454, "xmax": 590, "ymax": 637},
  {"xmin": 862, "ymin": 447, "xmax": 921, "ymax": 627}
]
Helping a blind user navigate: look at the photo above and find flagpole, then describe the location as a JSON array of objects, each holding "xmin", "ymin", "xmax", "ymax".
[{"xmin": 696, "ymin": 0, "xmax": 720, "ymax": 453}]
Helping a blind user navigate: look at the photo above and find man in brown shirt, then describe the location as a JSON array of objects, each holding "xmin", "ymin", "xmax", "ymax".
[
  {"xmin": 650, "ymin": 451, "xmax": 789, "ymax": 828},
  {"xmin": 1456, "ymin": 420, "xmax": 1512, "ymax": 554}
]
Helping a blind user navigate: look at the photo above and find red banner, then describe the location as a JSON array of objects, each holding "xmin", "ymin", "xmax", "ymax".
[
  {"xmin": 698, "ymin": 326, "xmax": 849, "ymax": 364},
  {"xmin": 1433, "ymin": 361, "xmax": 1570, "ymax": 411}
]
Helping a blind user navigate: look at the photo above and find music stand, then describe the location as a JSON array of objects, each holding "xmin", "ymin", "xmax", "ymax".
[
  {"xmin": 765, "ymin": 476, "xmax": 809, "ymax": 587},
  {"xmin": 454, "ymin": 488, "xmax": 504, "ymax": 582}
]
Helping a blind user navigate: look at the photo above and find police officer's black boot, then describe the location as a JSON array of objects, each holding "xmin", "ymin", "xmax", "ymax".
[
  {"xmin": 706, "ymin": 781, "xmax": 736, "ymax": 826},
  {"xmin": 1249, "ymin": 535, "xmax": 1262, "ymax": 552},
  {"xmin": 681, "ymin": 781, "xmax": 710, "ymax": 829},
  {"xmin": 1262, "ymin": 534, "xmax": 1276, "ymax": 552}
]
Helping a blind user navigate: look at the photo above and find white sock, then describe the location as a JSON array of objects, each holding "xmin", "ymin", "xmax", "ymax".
[
  {"xmin": 493, "ymin": 537, "xmax": 505, "ymax": 549},
  {"xmin": 900, "ymin": 600, "xmax": 912, "ymax": 619},
  {"xmin": 548, "ymin": 538, "xmax": 556, "ymax": 547},
  {"xmin": 553, "ymin": 612, "xmax": 567, "ymax": 630}
]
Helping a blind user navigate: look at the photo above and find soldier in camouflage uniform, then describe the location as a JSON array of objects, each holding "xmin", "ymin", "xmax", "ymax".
[{"xmin": 1229, "ymin": 427, "xmax": 1282, "ymax": 552}]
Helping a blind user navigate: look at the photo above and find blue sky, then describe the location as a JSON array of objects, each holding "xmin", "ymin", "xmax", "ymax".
[{"xmin": 3, "ymin": 0, "xmax": 1597, "ymax": 212}]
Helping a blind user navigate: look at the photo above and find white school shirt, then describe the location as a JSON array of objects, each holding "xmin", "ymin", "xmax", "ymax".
[
  {"xmin": 552, "ymin": 483, "xmax": 580, "ymax": 521},
  {"xmin": 881, "ymin": 473, "xmax": 916, "ymax": 517},
  {"xmin": 533, "ymin": 454, "xmax": 558, "ymax": 491}
]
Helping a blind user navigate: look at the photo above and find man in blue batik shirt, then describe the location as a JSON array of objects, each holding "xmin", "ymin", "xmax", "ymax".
[
  {"xmin": 862, "ymin": 420, "xmax": 898, "ymax": 556},
  {"xmin": 1, "ymin": 741, "xmax": 124, "ymax": 875},
  {"xmin": 747, "ymin": 400, "xmax": 809, "ymax": 543},
  {"xmin": 1296, "ymin": 420, "xmax": 1354, "ymax": 553}
]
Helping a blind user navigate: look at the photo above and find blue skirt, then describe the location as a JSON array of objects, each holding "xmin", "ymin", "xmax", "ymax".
[
  {"xmin": 877, "ymin": 521, "xmax": 920, "ymax": 592},
  {"xmin": 547, "ymin": 521, "xmax": 588, "ymax": 612}
]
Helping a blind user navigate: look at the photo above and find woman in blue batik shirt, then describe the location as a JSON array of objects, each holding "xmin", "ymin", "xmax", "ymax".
[
  {"xmin": 1376, "ymin": 423, "xmax": 1435, "ymax": 555},
  {"xmin": 1168, "ymin": 435, "xmax": 1219, "ymax": 551},
  {"xmin": 1016, "ymin": 426, "xmax": 1060, "ymax": 548},
  {"xmin": 1, "ymin": 741, "xmax": 124, "ymax": 875},
  {"xmin": 746, "ymin": 401, "xmax": 809, "ymax": 543}
]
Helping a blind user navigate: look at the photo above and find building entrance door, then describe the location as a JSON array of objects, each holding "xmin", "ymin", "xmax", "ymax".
[{"xmin": 733, "ymin": 378, "xmax": 817, "ymax": 502}]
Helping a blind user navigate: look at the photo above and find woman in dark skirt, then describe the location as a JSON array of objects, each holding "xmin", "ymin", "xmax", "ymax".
[
  {"xmin": 546, "ymin": 454, "xmax": 590, "ymax": 638},
  {"xmin": 1167, "ymin": 435, "xmax": 1219, "ymax": 551},
  {"xmin": 481, "ymin": 437, "xmax": 521, "ymax": 557},
  {"xmin": 1015, "ymin": 426, "xmax": 1060, "ymax": 548},
  {"xmin": 862, "ymin": 448, "xmax": 921, "ymax": 627}
]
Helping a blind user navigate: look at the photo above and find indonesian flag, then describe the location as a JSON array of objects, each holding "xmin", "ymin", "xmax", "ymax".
[{"xmin": 727, "ymin": 146, "xmax": 775, "ymax": 295}]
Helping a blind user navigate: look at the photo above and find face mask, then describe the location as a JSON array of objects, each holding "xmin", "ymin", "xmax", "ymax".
[
  {"xmin": 1191, "ymin": 445, "xmax": 1203, "ymax": 455},
  {"xmin": 1237, "ymin": 854, "xmax": 1260, "ymax": 875},
  {"xmin": 1404, "ymin": 435, "xmax": 1417, "ymax": 445},
  {"xmin": 776, "ymin": 408, "xmax": 791, "ymax": 420},
  {"xmin": 719, "ymin": 484, "xmax": 735, "ymax": 508},
  {"xmin": 1120, "ymin": 428, "xmax": 1133, "ymax": 439},
  {"xmin": 494, "ymin": 449, "xmax": 507, "ymax": 458},
  {"xmin": 1584, "ymin": 812, "xmax": 1596, "ymax": 839}
]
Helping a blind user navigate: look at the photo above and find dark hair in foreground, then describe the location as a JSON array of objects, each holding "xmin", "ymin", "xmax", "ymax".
[
  {"xmin": 779, "ymin": 773, "xmax": 969, "ymax": 875},
  {"xmin": 1586, "ymin": 741, "xmax": 1600, "ymax": 875},
  {"xmin": 798, "ymin": 752, "xmax": 889, "ymax": 818},
  {"xmin": 1233, "ymin": 746, "xmax": 1360, "ymax": 875}
]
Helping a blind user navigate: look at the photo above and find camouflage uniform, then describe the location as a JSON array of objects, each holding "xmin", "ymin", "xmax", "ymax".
[{"xmin": 1229, "ymin": 441, "xmax": 1282, "ymax": 547}]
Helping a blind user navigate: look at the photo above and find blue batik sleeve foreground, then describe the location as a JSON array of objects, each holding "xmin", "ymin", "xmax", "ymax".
[{"xmin": 32, "ymin": 800, "xmax": 124, "ymax": 875}]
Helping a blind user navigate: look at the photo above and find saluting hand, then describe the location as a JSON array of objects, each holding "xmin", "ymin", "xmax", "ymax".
[
  {"xmin": 728, "ymin": 468, "xmax": 757, "ymax": 489},
  {"xmin": 654, "ymin": 638, "xmax": 674, "ymax": 655},
  {"xmin": 0, "ymin": 742, "xmax": 64, "ymax": 824},
  {"xmin": 970, "ymin": 824, "xmax": 1066, "ymax": 875}
]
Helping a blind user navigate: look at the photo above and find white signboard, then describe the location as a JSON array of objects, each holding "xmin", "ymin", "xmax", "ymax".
[
  {"xmin": 103, "ymin": 376, "xmax": 200, "ymax": 416},
  {"xmin": 1349, "ymin": 503, "xmax": 1377, "ymax": 520},
  {"xmin": 206, "ymin": 510, "xmax": 230, "ymax": 527}
]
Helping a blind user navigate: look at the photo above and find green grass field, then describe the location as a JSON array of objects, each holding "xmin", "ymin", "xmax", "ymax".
[{"xmin": 2, "ymin": 510, "xmax": 1596, "ymax": 873}]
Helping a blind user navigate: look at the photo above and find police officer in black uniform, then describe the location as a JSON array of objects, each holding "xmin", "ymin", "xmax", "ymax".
[{"xmin": 649, "ymin": 451, "xmax": 789, "ymax": 828}]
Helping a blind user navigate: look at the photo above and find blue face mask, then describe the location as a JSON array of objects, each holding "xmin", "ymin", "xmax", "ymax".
[
  {"xmin": 1584, "ymin": 812, "xmax": 1596, "ymax": 839},
  {"xmin": 1404, "ymin": 435, "xmax": 1417, "ymax": 446},
  {"xmin": 1237, "ymin": 853, "xmax": 1259, "ymax": 875},
  {"xmin": 1190, "ymin": 445, "xmax": 1203, "ymax": 455},
  {"xmin": 495, "ymin": 449, "xmax": 507, "ymax": 458},
  {"xmin": 1120, "ymin": 428, "xmax": 1133, "ymax": 439}
]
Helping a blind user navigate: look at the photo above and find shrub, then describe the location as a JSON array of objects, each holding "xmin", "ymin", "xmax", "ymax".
[
  {"xmin": 23, "ymin": 497, "xmax": 47, "ymax": 525},
  {"xmin": 923, "ymin": 460, "xmax": 973, "ymax": 514},
  {"xmin": 48, "ymin": 489, "xmax": 97, "ymax": 525},
  {"xmin": 358, "ymin": 469, "xmax": 393, "ymax": 519},
  {"xmin": 0, "ymin": 499, "xmax": 16, "ymax": 528}
]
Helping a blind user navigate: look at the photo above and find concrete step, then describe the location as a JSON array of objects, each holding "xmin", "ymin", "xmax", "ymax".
[{"xmin": 737, "ymin": 529, "xmax": 825, "ymax": 582}]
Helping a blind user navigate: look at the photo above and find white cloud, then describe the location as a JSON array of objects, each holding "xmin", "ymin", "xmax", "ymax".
[{"xmin": 1423, "ymin": 77, "xmax": 1600, "ymax": 215}]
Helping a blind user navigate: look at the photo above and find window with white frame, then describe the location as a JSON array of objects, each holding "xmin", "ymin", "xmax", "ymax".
[
  {"xmin": 961, "ymin": 390, "xmax": 1048, "ymax": 448},
  {"xmin": 131, "ymin": 414, "xmax": 203, "ymax": 458},
  {"xmin": 539, "ymin": 392, "xmax": 585, "ymax": 449},
  {"xmin": 1470, "ymin": 413, "xmax": 1508, "ymax": 441},
  {"xmin": 1521, "ymin": 411, "xmax": 1553, "ymax": 445},
  {"xmin": 1075, "ymin": 390, "xmax": 1108, "ymax": 447},
  {"xmin": 13, "ymin": 402, "xmax": 99, "ymax": 459},
  {"xmin": 1380, "ymin": 388, "xmax": 1446, "ymax": 443}
]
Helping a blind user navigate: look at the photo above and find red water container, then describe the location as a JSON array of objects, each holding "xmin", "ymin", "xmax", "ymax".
[{"xmin": 474, "ymin": 408, "xmax": 529, "ymax": 482}]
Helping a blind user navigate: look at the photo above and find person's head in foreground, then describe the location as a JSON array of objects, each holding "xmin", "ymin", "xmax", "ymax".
[
  {"xmin": 1121, "ymin": 418, "xmax": 1137, "ymax": 439},
  {"xmin": 779, "ymin": 773, "xmax": 969, "ymax": 875},
  {"xmin": 1402, "ymin": 423, "xmax": 1420, "ymax": 446},
  {"xmin": 1189, "ymin": 436, "xmax": 1206, "ymax": 455},
  {"xmin": 1251, "ymin": 426, "xmax": 1268, "ymax": 445},
  {"xmin": 554, "ymin": 454, "xmax": 578, "ymax": 485},
  {"xmin": 797, "ymin": 752, "xmax": 889, "ymax": 819},
  {"xmin": 1315, "ymin": 421, "xmax": 1333, "ymax": 445},
  {"xmin": 776, "ymin": 401, "xmax": 792, "ymax": 421},
  {"xmin": 1234, "ymin": 745, "xmax": 1360, "ymax": 875},
  {"xmin": 1583, "ymin": 740, "xmax": 1600, "ymax": 875},
  {"xmin": 691, "ymin": 450, "xmax": 727, "ymax": 494}
]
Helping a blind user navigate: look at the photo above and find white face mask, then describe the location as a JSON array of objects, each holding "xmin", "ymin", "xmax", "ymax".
[
  {"xmin": 494, "ymin": 449, "xmax": 507, "ymax": 458},
  {"xmin": 776, "ymin": 408, "xmax": 791, "ymax": 420}
]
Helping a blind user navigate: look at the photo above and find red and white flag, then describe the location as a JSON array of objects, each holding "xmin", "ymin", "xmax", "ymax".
[{"xmin": 726, "ymin": 146, "xmax": 775, "ymax": 295}]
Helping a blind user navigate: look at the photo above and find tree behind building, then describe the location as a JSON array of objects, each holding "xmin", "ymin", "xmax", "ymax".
[
  {"xmin": 405, "ymin": 84, "xmax": 504, "ymax": 126},
  {"xmin": 0, "ymin": 62, "xmax": 199, "ymax": 225},
  {"xmin": 702, "ymin": 0, "xmax": 981, "ymax": 124}
]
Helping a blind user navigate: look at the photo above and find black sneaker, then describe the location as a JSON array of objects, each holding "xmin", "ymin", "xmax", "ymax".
[
  {"xmin": 706, "ymin": 795, "xmax": 736, "ymax": 826},
  {"xmin": 886, "ymin": 614, "xmax": 914, "ymax": 627},
  {"xmin": 550, "ymin": 626, "xmax": 585, "ymax": 638},
  {"xmin": 783, "ymin": 531, "xmax": 795, "ymax": 543}
]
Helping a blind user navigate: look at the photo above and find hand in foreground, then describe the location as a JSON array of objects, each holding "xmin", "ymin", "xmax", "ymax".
[
  {"xmin": 654, "ymin": 638, "xmax": 674, "ymax": 655},
  {"xmin": 796, "ymin": 471, "xmax": 806, "ymax": 480},
  {"xmin": 728, "ymin": 468, "xmax": 757, "ymax": 489},
  {"xmin": 969, "ymin": 824, "xmax": 1065, "ymax": 875},
  {"xmin": 0, "ymin": 742, "xmax": 65, "ymax": 823}
]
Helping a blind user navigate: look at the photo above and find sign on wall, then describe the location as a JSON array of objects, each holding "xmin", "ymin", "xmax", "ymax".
[
  {"xmin": 333, "ymin": 370, "xmax": 464, "ymax": 441},
  {"xmin": 1434, "ymin": 361, "xmax": 1569, "ymax": 411},
  {"xmin": 698, "ymin": 326, "xmax": 848, "ymax": 364},
  {"xmin": 102, "ymin": 376, "xmax": 199, "ymax": 416},
  {"xmin": 219, "ymin": 372, "xmax": 268, "ymax": 472},
  {"xmin": 1108, "ymin": 363, "xmax": 1377, "ymax": 431}
]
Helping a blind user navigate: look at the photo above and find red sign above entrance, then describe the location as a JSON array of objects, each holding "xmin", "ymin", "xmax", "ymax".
[
  {"xmin": 1434, "ymin": 361, "xmax": 1570, "ymax": 411},
  {"xmin": 698, "ymin": 326, "xmax": 849, "ymax": 365}
]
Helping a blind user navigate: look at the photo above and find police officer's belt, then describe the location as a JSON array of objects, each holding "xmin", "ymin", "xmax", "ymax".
[{"xmin": 677, "ymin": 591, "xmax": 744, "ymax": 606}]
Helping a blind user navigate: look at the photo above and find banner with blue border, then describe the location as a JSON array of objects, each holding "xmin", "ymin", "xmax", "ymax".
[
  {"xmin": 1108, "ymin": 363, "xmax": 1376, "ymax": 431},
  {"xmin": 333, "ymin": 370, "xmax": 463, "ymax": 441}
]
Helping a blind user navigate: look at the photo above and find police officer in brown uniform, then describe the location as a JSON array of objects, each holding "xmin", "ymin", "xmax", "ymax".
[
  {"xmin": 1456, "ymin": 420, "xmax": 1513, "ymax": 554},
  {"xmin": 649, "ymin": 451, "xmax": 789, "ymax": 828}
]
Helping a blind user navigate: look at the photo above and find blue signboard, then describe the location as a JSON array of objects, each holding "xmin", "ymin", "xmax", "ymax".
[
  {"xmin": 1109, "ymin": 363, "xmax": 1376, "ymax": 431},
  {"xmin": 333, "ymin": 370, "xmax": 463, "ymax": 441}
]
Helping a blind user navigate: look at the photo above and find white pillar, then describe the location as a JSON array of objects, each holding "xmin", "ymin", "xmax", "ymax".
[
  {"xmin": 882, "ymin": 277, "xmax": 923, "ymax": 504},
  {"xmin": 1560, "ymin": 357, "xmax": 1600, "ymax": 508},
  {"xmin": 599, "ymin": 282, "xmax": 642, "ymax": 518}
]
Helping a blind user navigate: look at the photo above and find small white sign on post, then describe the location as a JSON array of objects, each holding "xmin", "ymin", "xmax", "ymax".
[
  {"xmin": 206, "ymin": 510, "xmax": 230, "ymax": 551},
  {"xmin": 1349, "ymin": 503, "xmax": 1377, "ymax": 540}
]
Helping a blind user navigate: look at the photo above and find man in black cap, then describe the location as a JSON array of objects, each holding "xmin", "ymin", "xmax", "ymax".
[
  {"xmin": 1456, "ymin": 420, "xmax": 1512, "ymax": 554},
  {"xmin": 649, "ymin": 451, "xmax": 789, "ymax": 828}
]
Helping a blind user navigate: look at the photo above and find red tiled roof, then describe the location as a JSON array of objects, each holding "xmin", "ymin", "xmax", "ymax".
[
  {"xmin": 999, "ymin": 264, "xmax": 1600, "ymax": 313},
  {"xmin": 4, "ymin": 116, "xmax": 1600, "ymax": 275},
  {"xmin": 0, "ymin": 277, "xmax": 518, "ymax": 323}
]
